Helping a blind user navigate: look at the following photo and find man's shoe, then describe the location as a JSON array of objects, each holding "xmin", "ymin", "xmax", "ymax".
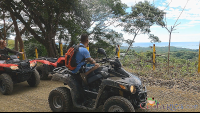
[{"xmin": 80, "ymin": 73, "xmax": 88, "ymax": 85}]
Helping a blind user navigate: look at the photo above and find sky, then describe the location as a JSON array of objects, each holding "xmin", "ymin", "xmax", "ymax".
[
  {"xmin": 119, "ymin": 0, "xmax": 200, "ymax": 43},
  {"xmin": 2, "ymin": 0, "xmax": 199, "ymax": 43}
]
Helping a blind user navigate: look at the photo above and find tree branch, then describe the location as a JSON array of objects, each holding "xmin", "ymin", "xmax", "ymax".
[{"xmin": 173, "ymin": 0, "xmax": 189, "ymax": 28}]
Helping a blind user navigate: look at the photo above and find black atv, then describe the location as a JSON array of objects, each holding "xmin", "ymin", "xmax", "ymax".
[
  {"xmin": 0, "ymin": 54, "xmax": 40, "ymax": 95},
  {"xmin": 48, "ymin": 48, "xmax": 147, "ymax": 112}
]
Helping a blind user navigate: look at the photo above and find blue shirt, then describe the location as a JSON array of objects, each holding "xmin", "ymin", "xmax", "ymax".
[{"xmin": 71, "ymin": 43, "xmax": 91, "ymax": 73}]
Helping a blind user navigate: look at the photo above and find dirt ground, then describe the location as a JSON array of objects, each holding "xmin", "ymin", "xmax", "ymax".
[{"xmin": 0, "ymin": 77, "xmax": 200, "ymax": 112}]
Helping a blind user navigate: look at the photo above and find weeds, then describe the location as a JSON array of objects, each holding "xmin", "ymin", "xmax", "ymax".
[{"xmin": 120, "ymin": 51, "xmax": 199, "ymax": 82}]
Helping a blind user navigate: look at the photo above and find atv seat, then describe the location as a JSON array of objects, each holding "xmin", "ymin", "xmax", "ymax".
[
  {"xmin": 6, "ymin": 59, "xmax": 21, "ymax": 64},
  {"xmin": 46, "ymin": 58, "xmax": 58, "ymax": 63},
  {"xmin": 86, "ymin": 67, "xmax": 109, "ymax": 84}
]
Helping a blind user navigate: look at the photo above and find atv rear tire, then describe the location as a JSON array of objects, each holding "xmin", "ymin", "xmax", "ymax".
[
  {"xmin": 27, "ymin": 69, "xmax": 40, "ymax": 87},
  {"xmin": 48, "ymin": 87, "xmax": 73, "ymax": 112},
  {"xmin": 103, "ymin": 96, "xmax": 135, "ymax": 112},
  {"xmin": 36, "ymin": 65, "xmax": 49, "ymax": 80},
  {"xmin": 0, "ymin": 73, "xmax": 13, "ymax": 95}
]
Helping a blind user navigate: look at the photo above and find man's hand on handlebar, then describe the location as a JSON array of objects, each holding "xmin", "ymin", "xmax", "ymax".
[
  {"xmin": 19, "ymin": 52, "xmax": 24, "ymax": 54},
  {"xmin": 95, "ymin": 63, "xmax": 100, "ymax": 67}
]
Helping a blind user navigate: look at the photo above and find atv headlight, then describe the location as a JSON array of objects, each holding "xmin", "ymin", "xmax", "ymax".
[
  {"xmin": 30, "ymin": 62, "xmax": 36, "ymax": 67},
  {"xmin": 10, "ymin": 66, "xmax": 19, "ymax": 70},
  {"xmin": 130, "ymin": 85, "xmax": 136, "ymax": 94}
]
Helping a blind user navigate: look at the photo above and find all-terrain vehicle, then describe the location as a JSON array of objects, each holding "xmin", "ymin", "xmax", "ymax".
[
  {"xmin": 48, "ymin": 48, "xmax": 147, "ymax": 112},
  {"xmin": 31, "ymin": 56, "xmax": 65, "ymax": 80},
  {"xmin": 0, "ymin": 54, "xmax": 40, "ymax": 95}
]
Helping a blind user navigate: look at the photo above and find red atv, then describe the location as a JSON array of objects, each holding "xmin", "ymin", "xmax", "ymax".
[
  {"xmin": 0, "ymin": 54, "xmax": 40, "ymax": 95},
  {"xmin": 31, "ymin": 56, "xmax": 65, "ymax": 80}
]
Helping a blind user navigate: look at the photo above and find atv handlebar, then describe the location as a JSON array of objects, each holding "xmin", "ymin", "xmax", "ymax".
[
  {"xmin": 0, "ymin": 54, "xmax": 10, "ymax": 58},
  {"xmin": 96, "ymin": 58, "xmax": 114, "ymax": 63}
]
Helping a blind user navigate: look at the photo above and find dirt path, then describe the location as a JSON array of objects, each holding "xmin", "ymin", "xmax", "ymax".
[{"xmin": 0, "ymin": 79, "xmax": 200, "ymax": 112}]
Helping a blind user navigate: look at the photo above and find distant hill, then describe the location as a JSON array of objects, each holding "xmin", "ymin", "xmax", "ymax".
[{"xmin": 120, "ymin": 46, "xmax": 198, "ymax": 53}]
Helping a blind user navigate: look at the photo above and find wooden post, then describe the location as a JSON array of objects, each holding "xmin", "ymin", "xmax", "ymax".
[
  {"xmin": 35, "ymin": 47, "xmax": 38, "ymax": 58},
  {"xmin": 153, "ymin": 44, "xmax": 156, "ymax": 71},
  {"xmin": 86, "ymin": 45, "xmax": 89, "ymax": 51},
  {"xmin": 198, "ymin": 42, "xmax": 200, "ymax": 73},
  {"xmin": 22, "ymin": 49, "xmax": 25, "ymax": 60},
  {"xmin": 117, "ymin": 45, "xmax": 120, "ymax": 58},
  {"xmin": 59, "ymin": 42, "xmax": 63, "ymax": 56}
]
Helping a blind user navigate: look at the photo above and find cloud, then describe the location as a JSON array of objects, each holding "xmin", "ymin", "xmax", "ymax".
[
  {"xmin": 121, "ymin": 0, "xmax": 156, "ymax": 7},
  {"xmin": 121, "ymin": 0, "xmax": 200, "ymax": 21},
  {"xmin": 160, "ymin": 0, "xmax": 200, "ymax": 21},
  {"xmin": 113, "ymin": 0, "xmax": 200, "ymax": 42}
]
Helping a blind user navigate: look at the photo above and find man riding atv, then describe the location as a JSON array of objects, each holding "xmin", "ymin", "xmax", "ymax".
[
  {"xmin": 70, "ymin": 33, "xmax": 100, "ymax": 85},
  {"xmin": 49, "ymin": 46, "xmax": 147, "ymax": 112},
  {"xmin": 0, "ymin": 40, "xmax": 40, "ymax": 95}
]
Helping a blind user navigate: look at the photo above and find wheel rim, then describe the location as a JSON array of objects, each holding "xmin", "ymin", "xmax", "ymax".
[
  {"xmin": 53, "ymin": 96, "xmax": 62, "ymax": 109},
  {"xmin": 0, "ymin": 80, "xmax": 5, "ymax": 92},
  {"xmin": 108, "ymin": 105, "xmax": 124, "ymax": 112}
]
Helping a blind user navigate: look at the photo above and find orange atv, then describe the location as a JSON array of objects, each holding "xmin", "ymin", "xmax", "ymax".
[
  {"xmin": 30, "ymin": 56, "xmax": 65, "ymax": 80},
  {"xmin": 0, "ymin": 54, "xmax": 39, "ymax": 95}
]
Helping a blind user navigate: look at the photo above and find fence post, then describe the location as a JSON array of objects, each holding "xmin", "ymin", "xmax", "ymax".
[
  {"xmin": 117, "ymin": 45, "xmax": 120, "ymax": 58},
  {"xmin": 59, "ymin": 42, "xmax": 63, "ymax": 56},
  {"xmin": 35, "ymin": 47, "xmax": 38, "ymax": 58},
  {"xmin": 153, "ymin": 44, "xmax": 156, "ymax": 71},
  {"xmin": 198, "ymin": 42, "xmax": 200, "ymax": 73},
  {"xmin": 22, "ymin": 49, "xmax": 25, "ymax": 60},
  {"xmin": 86, "ymin": 45, "xmax": 89, "ymax": 51}
]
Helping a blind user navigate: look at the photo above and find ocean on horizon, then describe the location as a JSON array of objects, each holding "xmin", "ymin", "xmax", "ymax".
[{"xmin": 121, "ymin": 42, "xmax": 200, "ymax": 50}]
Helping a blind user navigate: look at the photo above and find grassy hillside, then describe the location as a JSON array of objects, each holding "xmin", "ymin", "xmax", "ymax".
[{"xmin": 120, "ymin": 46, "xmax": 198, "ymax": 53}]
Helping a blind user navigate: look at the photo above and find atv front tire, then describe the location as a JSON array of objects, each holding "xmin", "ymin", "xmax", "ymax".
[
  {"xmin": 48, "ymin": 87, "xmax": 73, "ymax": 112},
  {"xmin": 36, "ymin": 65, "xmax": 49, "ymax": 80},
  {"xmin": 27, "ymin": 69, "xmax": 40, "ymax": 87},
  {"xmin": 103, "ymin": 96, "xmax": 135, "ymax": 112},
  {"xmin": 0, "ymin": 73, "xmax": 13, "ymax": 95}
]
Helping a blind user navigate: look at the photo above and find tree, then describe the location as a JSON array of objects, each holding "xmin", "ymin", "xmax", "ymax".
[
  {"xmin": 10, "ymin": 12, "xmax": 26, "ymax": 54},
  {"xmin": 81, "ymin": 0, "xmax": 127, "ymax": 55},
  {"xmin": 119, "ymin": 1, "xmax": 165, "ymax": 57},
  {"xmin": 152, "ymin": 0, "xmax": 189, "ymax": 74},
  {"xmin": 1, "ymin": 0, "xmax": 90, "ymax": 57},
  {"xmin": 0, "ymin": 9, "xmax": 13, "ymax": 40},
  {"xmin": 0, "ymin": 4, "xmax": 29, "ymax": 59}
]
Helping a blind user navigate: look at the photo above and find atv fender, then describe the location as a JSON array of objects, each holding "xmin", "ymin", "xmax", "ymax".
[
  {"xmin": 65, "ymin": 85, "xmax": 71, "ymax": 90},
  {"xmin": 31, "ymin": 60, "xmax": 57, "ymax": 67}
]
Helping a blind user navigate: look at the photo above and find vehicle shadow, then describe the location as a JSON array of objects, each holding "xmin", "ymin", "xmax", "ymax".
[
  {"xmin": 71, "ymin": 106, "xmax": 150, "ymax": 112},
  {"xmin": 6, "ymin": 82, "xmax": 39, "ymax": 95}
]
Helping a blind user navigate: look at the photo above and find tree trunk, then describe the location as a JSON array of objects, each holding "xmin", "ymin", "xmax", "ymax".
[
  {"xmin": 44, "ymin": 32, "xmax": 58, "ymax": 58},
  {"xmin": 124, "ymin": 29, "xmax": 140, "ymax": 58},
  {"xmin": 15, "ymin": 37, "xmax": 18, "ymax": 51},
  {"xmin": 167, "ymin": 31, "xmax": 172, "ymax": 75},
  {"xmin": 3, "ymin": 11, "xmax": 6, "ymax": 40},
  {"xmin": 10, "ymin": 12, "xmax": 25, "ymax": 56}
]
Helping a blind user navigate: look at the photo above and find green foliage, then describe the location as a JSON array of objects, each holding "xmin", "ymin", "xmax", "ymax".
[
  {"xmin": 89, "ymin": 40, "xmax": 115, "ymax": 58},
  {"xmin": 7, "ymin": 40, "xmax": 15, "ymax": 49},
  {"xmin": 171, "ymin": 51, "xmax": 199, "ymax": 59},
  {"xmin": 81, "ymin": 0, "xmax": 126, "ymax": 49},
  {"xmin": 119, "ymin": 1, "xmax": 165, "ymax": 43},
  {"xmin": 120, "ymin": 46, "xmax": 198, "ymax": 54},
  {"xmin": 146, "ymin": 51, "xmax": 153, "ymax": 58},
  {"xmin": 24, "ymin": 38, "xmax": 47, "ymax": 59}
]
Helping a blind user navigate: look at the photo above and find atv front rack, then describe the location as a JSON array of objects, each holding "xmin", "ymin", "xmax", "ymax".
[{"xmin": 53, "ymin": 66, "xmax": 72, "ymax": 74}]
